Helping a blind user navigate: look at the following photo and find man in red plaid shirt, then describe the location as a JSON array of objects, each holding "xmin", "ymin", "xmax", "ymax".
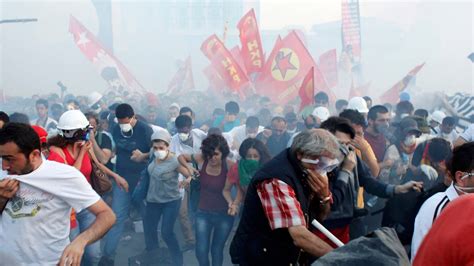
[{"xmin": 231, "ymin": 129, "xmax": 342, "ymax": 265}]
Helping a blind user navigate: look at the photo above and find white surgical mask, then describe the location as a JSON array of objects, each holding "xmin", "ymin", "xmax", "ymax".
[
  {"xmin": 154, "ymin": 150, "xmax": 168, "ymax": 160},
  {"xmin": 169, "ymin": 117, "xmax": 176, "ymax": 122},
  {"xmin": 120, "ymin": 123, "xmax": 133, "ymax": 133},
  {"xmin": 178, "ymin": 132, "xmax": 190, "ymax": 142},
  {"xmin": 404, "ymin": 135, "xmax": 416, "ymax": 146}
]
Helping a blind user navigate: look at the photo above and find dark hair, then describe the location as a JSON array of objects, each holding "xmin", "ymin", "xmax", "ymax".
[
  {"xmin": 36, "ymin": 98, "xmax": 49, "ymax": 109},
  {"xmin": 225, "ymin": 101, "xmax": 240, "ymax": 115},
  {"xmin": 239, "ymin": 138, "xmax": 271, "ymax": 164},
  {"xmin": 0, "ymin": 111, "xmax": 10, "ymax": 124},
  {"xmin": 368, "ymin": 105, "xmax": 389, "ymax": 121},
  {"xmin": 115, "ymin": 103, "xmax": 134, "ymax": 119},
  {"xmin": 212, "ymin": 108, "xmax": 225, "ymax": 117},
  {"xmin": 396, "ymin": 101, "xmax": 414, "ymax": 116},
  {"xmin": 175, "ymin": 115, "xmax": 192, "ymax": 129},
  {"xmin": 271, "ymin": 116, "xmax": 286, "ymax": 124},
  {"xmin": 84, "ymin": 112, "xmax": 99, "ymax": 124},
  {"xmin": 414, "ymin": 109, "xmax": 429, "ymax": 119},
  {"xmin": 0, "ymin": 123, "xmax": 40, "ymax": 158},
  {"xmin": 246, "ymin": 116, "xmax": 260, "ymax": 129},
  {"xmin": 201, "ymin": 134, "xmax": 230, "ymax": 160},
  {"xmin": 339, "ymin": 109, "xmax": 366, "ymax": 127},
  {"xmin": 314, "ymin": 92, "xmax": 329, "ymax": 103},
  {"xmin": 208, "ymin": 127, "xmax": 222, "ymax": 136},
  {"xmin": 9, "ymin": 112, "xmax": 30, "ymax": 125},
  {"xmin": 320, "ymin": 116, "xmax": 355, "ymax": 139},
  {"xmin": 448, "ymin": 142, "xmax": 474, "ymax": 181},
  {"xmin": 428, "ymin": 138, "xmax": 452, "ymax": 163},
  {"xmin": 47, "ymin": 135, "xmax": 68, "ymax": 148},
  {"xmin": 442, "ymin": 116, "xmax": 456, "ymax": 126},
  {"xmin": 363, "ymin": 96, "xmax": 372, "ymax": 102},
  {"xmin": 179, "ymin": 106, "xmax": 193, "ymax": 116},
  {"xmin": 335, "ymin": 99, "xmax": 348, "ymax": 111}
]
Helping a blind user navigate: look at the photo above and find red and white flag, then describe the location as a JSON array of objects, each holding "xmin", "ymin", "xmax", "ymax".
[
  {"xmin": 298, "ymin": 67, "xmax": 314, "ymax": 111},
  {"xmin": 69, "ymin": 15, "xmax": 146, "ymax": 95},
  {"xmin": 237, "ymin": 8, "xmax": 265, "ymax": 75},
  {"xmin": 167, "ymin": 56, "xmax": 195, "ymax": 95},
  {"xmin": 379, "ymin": 63, "xmax": 425, "ymax": 104}
]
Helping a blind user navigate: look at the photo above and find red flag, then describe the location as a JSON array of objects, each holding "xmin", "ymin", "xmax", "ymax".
[
  {"xmin": 379, "ymin": 63, "xmax": 425, "ymax": 104},
  {"xmin": 69, "ymin": 15, "xmax": 146, "ymax": 95},
  {"xmin": 200, "ymin": 34, "xmax": 250, "ymax": 96},
  {"xmin": 204, "ymin": 65, "xmax": 226, "ymax": 92},
  {"xmin": 256, "ymin": 31, "xmax": 315, "ymax": 105},
  {"xmin": 314, "ymin": 64, "xmax": 336, "ymax": 104},
  {"xmin": 299, "ymin": 67, "xmax": 314, "ymax": 111},
  {"xmin": 342, "ymin": 0, "xmax": 362, "ymax": 60},
  {"xmin": 319, "ymin": 49, "xmax": 338, "ymax": 88},
  {"xmin": 167, "ymin": 56, "xmax": 195, "ymax": 95},
  {"xmin": 237, "ymin": 9, "xmax": 264, "ymax": 74},
  {"xmin": 230, "ymin": 46, "xmax": 248, "ymax": 76}
]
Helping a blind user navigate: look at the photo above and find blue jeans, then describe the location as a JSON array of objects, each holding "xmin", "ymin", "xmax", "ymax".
[
  {"xmin": 102, "ymin": 179, "xmax": 144, "ymax": 258},
  {"xmin": 144, "ymin": 200, "xmax": 183, "ymax": 266},
  {"xmin": 195, "ymin": 210, "xmax": 234, "ymax": 266},
  {"xmin": 69, "ymin": 209, "xmax": 101, "ymax": 266}
]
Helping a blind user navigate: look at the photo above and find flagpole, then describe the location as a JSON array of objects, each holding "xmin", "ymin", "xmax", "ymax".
[{"xmin": 0, "ymin": 18, "xmax": 38, "ymax": 24}]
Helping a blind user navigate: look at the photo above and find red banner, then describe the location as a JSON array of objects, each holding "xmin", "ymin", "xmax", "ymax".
[
  {"xmin": 319, "ymin": 49, "xmax": 338, "ymax": 89},
  {"xmin": 237, "ymin": 8, "xmax": 264, "ymax": 74},
  {"xmin": 256, "ymin": 31, "xmax": 315, "ymax": 105},
  {"xmin": 69, "ymin": 15, "xmax": 146, "ymax": 95},
  {"xmin": 299, "ymin": 67, "xmax": 314, "ymax": 111},
  {"xmin": 201, "ymin": 34, "xmax": 250, "ymax": 96},
  {"xmin": 379, "ymin": 63, "xmax": 425, "ymax": 104},
  {"xmin": 314, "ymin": 63, "xmax": 336, "ymax": 104},
  {"xmin": 230, "ymin": 46, "xmax": 248, "ymax": 76},
  {"xmin": 342, "ymin": 0, "xmax": 362, "ymax": 60},
  {"xmin": 167, "ymin": 56, "xmax": 195, "ymax": 95}
]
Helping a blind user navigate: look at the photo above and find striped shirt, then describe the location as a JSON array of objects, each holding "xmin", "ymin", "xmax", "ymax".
[
  {"xmin": 411, "ymin": 184, "xmax": 459, "ymax": 260},
  {"xmin": 256, "ymin": 179, "xmax": 306, "ymax": 230}
]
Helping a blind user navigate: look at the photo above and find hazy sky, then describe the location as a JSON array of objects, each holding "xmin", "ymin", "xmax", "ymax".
[{"xmin": 1, "ymin": 0, "xmax": 473, "ymax": 98}]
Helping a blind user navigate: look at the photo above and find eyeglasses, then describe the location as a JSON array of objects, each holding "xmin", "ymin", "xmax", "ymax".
[{"xmin": 461, "ymin": 172, "xmax": 474, "ymax": 180}]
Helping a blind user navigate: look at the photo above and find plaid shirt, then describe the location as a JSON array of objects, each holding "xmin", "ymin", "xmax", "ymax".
[{"xmin": 257, "ymin": 179, "xmax": 306, "ymax": 230}]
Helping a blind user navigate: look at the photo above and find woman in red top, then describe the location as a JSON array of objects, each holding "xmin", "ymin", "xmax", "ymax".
[
  {"xmin": 223, "ymin": 138, "xmax": 271, "ymax": 215},
  {"xmin": 47, "ymin": 110, "xmax": 127, "ymax": 265}
]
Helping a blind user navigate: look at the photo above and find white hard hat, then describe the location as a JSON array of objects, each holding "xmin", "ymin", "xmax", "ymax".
[
  {"xmin": 88, "ymin": 91, "xmax": 103, "ymax": 107},
  {"xmin": 348, "ymin": 97, "xmax": 369, "ymax": 113},
  {"xmin": 429, "ymin": 110, "xmax": 446, "ymax": 124},
  {"xmin": 151, "ymin": 129, "xmax": 171, "ymax": 145},
  {"xmin": 57, "ymin": 110, "xmax": 89, "ymax": 130},
  {"xmin": 312, "ymin": 107, "xmax": 330, "ymax": 122}
]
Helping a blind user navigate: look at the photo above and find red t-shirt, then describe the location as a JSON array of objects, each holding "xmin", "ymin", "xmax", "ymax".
[
  {"xmin": 364, "ymin": 130, "xmax": 387, "ymax": 162},
  {"xmin": 227, "ymin": 163, "xmax": 239, "ymax": 185},
  {"xmin": 48, "ymin": 148, "xmax": 92, "ymax": 184}
]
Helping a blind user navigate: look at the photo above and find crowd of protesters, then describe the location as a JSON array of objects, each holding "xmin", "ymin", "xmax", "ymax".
[{"xmin": 1, "ymin": 87, "xmax": 473, "ymax": 265}]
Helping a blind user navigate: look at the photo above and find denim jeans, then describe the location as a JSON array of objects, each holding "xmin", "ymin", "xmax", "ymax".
[
  {"xmin": 195, "ymin": 210, "xmax": 234, "ymax": 266},
  {"xmin": 69, "ymin": 209, "xmax": 101, "ymax": 266},
  {"xmin": 144, "ymin": 199, "xmax": 183, "ymax": 266},
  {"xmin": 102, "ymin": 178, "xmax": 144, "ymax": 258}
]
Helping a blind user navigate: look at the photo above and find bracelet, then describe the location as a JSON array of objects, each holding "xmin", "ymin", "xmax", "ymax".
[{"xmin": 319, "ymin": 192, "xmax": 333, "ymax": 205}]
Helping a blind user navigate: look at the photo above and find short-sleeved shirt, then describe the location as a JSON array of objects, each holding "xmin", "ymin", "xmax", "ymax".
[
  {"xmin": 112, "ymin": 120, "xmax": 152, "ymax": 175},
  {"xmin": 0, "ymin": 160, "xmax": 100, "ymax": 265},
  {"xmin": 48, "ymin": 147, "xmax": 92, "ymax": 183},
  {"xmin": 96, "ymin": 131, "xmax": 113, "ymax": 169},
  {"xmin": 146, "ymin": 156, "xmax": 181, "ymax": 203}
]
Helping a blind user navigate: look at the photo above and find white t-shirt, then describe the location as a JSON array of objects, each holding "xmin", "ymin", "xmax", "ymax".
[
  {"xmin": 411, "ymin": 184, "xmax": 459, "ymax": 261},
  {"xmin": 228, "ymin": 125, "xmax": 264, "ymax": 148},
  {"xmin": 459, "ymin": 124, "xmax": 474, "ymax": 142},
  {"xmin": 0, "ymin": 160, "xmax": 100, "ymax": 265}
]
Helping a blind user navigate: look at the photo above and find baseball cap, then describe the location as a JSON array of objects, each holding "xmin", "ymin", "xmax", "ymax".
[
  {"xmin": 31, "ymin": 125, "xmax": 48, "ymax": 144},
  {"xmin": 399, "ymin": 117, "xmax": 422, "ymax": 137}
]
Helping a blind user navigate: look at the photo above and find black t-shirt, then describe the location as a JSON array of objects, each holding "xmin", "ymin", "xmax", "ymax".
[{"xmin": 112, "ymin": 120, "xmax": 152, "ymax": 175}]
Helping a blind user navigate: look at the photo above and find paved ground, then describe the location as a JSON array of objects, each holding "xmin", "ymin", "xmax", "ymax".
[{"xmin": 113, "ymin": 220, "xmax": 234, "ymax": 266}]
